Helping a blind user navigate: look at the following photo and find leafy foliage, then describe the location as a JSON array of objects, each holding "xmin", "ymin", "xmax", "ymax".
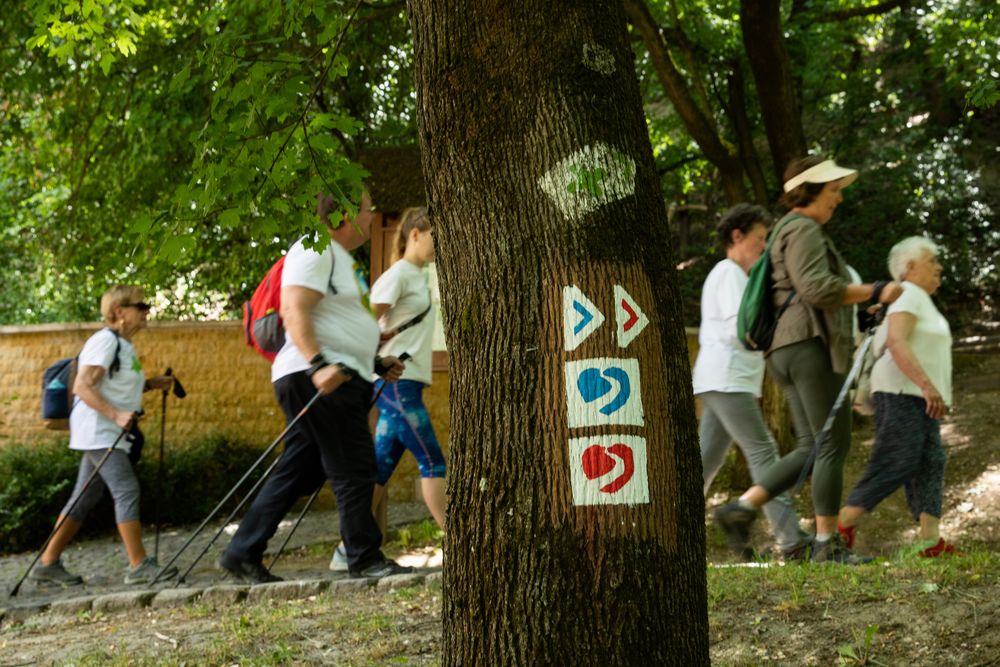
[
  {"xmin": 0, "ymin": 0, "xmax": 995, "ymax": 325},
  {"xmin": 0, "ymin": 434, "xmax": 270, "ymax": 554}
]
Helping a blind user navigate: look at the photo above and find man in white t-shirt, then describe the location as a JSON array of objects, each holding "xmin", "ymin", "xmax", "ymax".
[{"xmin": 219, "ymin": 193, "xmax": 411, "ymax": 582}]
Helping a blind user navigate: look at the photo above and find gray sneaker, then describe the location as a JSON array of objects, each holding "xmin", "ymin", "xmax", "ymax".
[
  {"xmin": 329, "ymin": 544, "xmax": 349, "ymax": 572},
  {"xmin": 125, "ymin": 557, "xmax": 178, "ymax": 585},
  {"xmin": 28, "ymin": 558, "xmax": 83, "ymax": 586},
  {"xmin": 810, "ymin": 534, "xmax": 874, "ymax": 565},
  {"xmin": 349, "ymin": 558, "xmax": 414, "ymax": 580}
]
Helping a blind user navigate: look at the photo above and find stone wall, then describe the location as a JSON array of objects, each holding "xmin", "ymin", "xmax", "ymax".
[
  {"xmin": 0, "ymin": 321, "xmax": 450, "ymax": 503},
  {"xmin": 1, "ymin": 323, "xmax": 715, "ymax": 503}
]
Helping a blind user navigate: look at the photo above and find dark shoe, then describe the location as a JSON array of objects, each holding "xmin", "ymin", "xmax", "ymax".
[
  {"xmin": 780, "ymin": 537, "xmax": 813, "ymax": 563},
  {"xmin": 28, "ymin": 558, "xmax": 83, "ymax": 586},
  {"xmin": 125, "ymin": 557, "xmax": 178, "ymax": 585},
  {"xmin": 217, "ymin": 553, "xmax": 283, "ymax": 584},
  {"xmin": 810, "ymin": 534, "xmax": 874, "ymax": 564},
  {"xmin": 349, "ymin": 558, "xmax": 414, "ymax": 580},
  {"xmin": 713, "ymin": 502, "xmax": 758, "ymax": 557},
  {"xmin": 837, "ymin": 522, "xmax": 856, "ymax": 550}
]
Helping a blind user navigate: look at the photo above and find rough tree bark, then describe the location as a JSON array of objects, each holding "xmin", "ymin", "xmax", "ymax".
[
  {"xmin": 408, "ymin": 1, "xmax": 709, "ymax": 664},
  {"xmin": 740, "ymin": 0, "xmax": 807, "ymax": 180}
]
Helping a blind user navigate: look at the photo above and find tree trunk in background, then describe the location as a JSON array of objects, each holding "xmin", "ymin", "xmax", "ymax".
[
  {"xmin": 740, "ymin": 0, "xmax": 807, "ymax": 181},
  {"xmin": 726, "ymin": 63, "xmax": 770, "ymax": 205},
  {"xmin": 625, "ymin": 0, "xmax": 748, "ymax": 204},
  {"xmin": 408, "ymin": 1, "xmax": 709, "ymax": 664}
]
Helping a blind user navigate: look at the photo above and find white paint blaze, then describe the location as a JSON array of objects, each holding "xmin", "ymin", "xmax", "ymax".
[
  {"xmin": 582, "ymin": 43, "xmax": 615, "ymax": 75},
  {"xmin": 564, "ymin": 357, "xmax": 644, "ymax": 428},
  {"xmin": 568, "ymin": 434, "xmax": 649, "ymax": 506},
  {"xmin": 538, "ymin": 142, "xmax": 636, "ymax": 221}
]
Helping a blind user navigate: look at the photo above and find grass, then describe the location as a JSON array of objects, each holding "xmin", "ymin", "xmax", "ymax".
[{"xmin": 7, "ymin": 520, "xmax": 996, "ymax": 665}]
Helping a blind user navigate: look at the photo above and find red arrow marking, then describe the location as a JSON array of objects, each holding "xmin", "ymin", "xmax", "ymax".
[{"xmin": 621, "ymin": 299, "xmax": 639, "ymax": 332}]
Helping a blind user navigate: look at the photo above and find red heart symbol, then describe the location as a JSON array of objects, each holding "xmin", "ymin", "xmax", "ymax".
[
  {"xmin": 600, "ymin": 444, "xmax": 634, "ymax": 493},
  {"xmin": 582, "ymin": 445, "xmax": 617, "ymax": 480}
]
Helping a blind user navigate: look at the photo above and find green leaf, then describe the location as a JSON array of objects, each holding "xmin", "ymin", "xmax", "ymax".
[{"xmin": 219, "ymin": 208, "xmax": 241, "ymax": 228}]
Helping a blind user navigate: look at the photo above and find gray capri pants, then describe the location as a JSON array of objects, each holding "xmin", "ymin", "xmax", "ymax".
[
  {"xmin": 699, "ymin": 390, "xmax": 809, "ymax": 550},
  {"xmin": 757, "ymin": 337, "xmax": 853, "ymax": 517},
  {"xmin": 846, "ymin": 392, "xmax": 945, "ymax": 520},
  {"xmin": 61, "ymin": 449, "xmax": 141, "ymax": 524}
]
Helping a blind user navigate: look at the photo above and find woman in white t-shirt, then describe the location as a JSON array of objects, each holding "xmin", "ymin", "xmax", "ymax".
[
  {"xmin": 694, "ymin": 204, "xmax": 809, "ymax": 560},
  {"xmin": 328, "ymin": 207, "xmax": 445, "ymax": 571},
  {"xmin": 29, "ymin": 286, "xmax": 177, "ymax": 587},
  {"xmin": 839, "ymin": 237, "xmax": 958, "ymax": 556}
]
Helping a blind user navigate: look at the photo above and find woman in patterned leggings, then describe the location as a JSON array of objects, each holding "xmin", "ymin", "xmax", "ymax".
[{"xmin": 838, "ymin": 237, "xmax": 958, "ymax": 557}]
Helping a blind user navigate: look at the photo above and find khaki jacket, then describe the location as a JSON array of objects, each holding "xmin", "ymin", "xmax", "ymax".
[{"xmin": 769, "ymin": 213, "xmax": 854, "ymax": 374}]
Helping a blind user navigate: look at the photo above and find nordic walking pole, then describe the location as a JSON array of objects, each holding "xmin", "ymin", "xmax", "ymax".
[
  {"xmin": 155, "ymin": 371, "xmax": 169, "ymax": 561},
  {"xmin": 370, "ymin": 352, "xmax": 410, "ymax": 409},
  {"xmin": 9, "ymin": 416, "xmax": 137, "ymax": 597},
  {"xmin": 773, "ymin": 314, "xmax": 884, "ymax": 538},
  {"xmin": 267, "ymin": 484, "xmax": 323, "ymax": 573},
  {"xmin": 174, "ymin": 449, "xmax": 287, "ymax": 586},
  {"xmin": 269, "ymin": 355, "xmax": 407, "ymax": 576},
  {"xmin": 154, "ymin": 368, "xmax": 187, "ymax": 561},
  {"xmin": 153, "ymin": 389, "xmax": 324, "ymax": 586}
]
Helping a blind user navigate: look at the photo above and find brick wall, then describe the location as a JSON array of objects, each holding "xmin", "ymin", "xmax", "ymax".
[{"xmin": 0, "ymin": 321, "xmax": 450, "ymax": 503}]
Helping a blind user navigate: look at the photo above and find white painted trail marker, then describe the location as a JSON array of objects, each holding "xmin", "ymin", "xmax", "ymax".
[
  {"xmin": 614, "ymin": 285, "xmax": 649, "ymax": 348},
  {"xmin": 569, "ymin": 434, "xmax": 649, "ymax": 506},
  {"xmin": 538, "ymin": 143, "xmax": 636, "ymax": 221},
  {"xmin": 563, "ymin": 285, "xmax": 604, "ymax": 352},
  {"xmin": 564, "ymin": 357, "xmax": 644, "ymax": 428}
]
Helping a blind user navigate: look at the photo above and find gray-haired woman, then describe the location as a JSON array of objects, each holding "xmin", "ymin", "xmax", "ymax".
[
  {"xmin": 714, "ymin": 156, "xmax": 903, "ymax": 564},
  {"xmin": 838, "ymin": 237, "xmax": 958, "ymax": 557}
]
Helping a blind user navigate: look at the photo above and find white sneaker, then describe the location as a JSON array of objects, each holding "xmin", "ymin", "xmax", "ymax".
[{"xmin": 329, "ymin": 544, "xmax": 348, "ymax": 572}]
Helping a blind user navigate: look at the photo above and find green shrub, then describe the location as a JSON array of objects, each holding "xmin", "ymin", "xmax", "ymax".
[{"xmin": 0, "ymin": 434, "xmax": 268, "ymax": 555}]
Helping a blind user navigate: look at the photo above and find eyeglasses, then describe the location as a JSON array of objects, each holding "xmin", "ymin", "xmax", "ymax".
[{"xmin": 122, "ymin": 302, "xmax": 151, "ymax": 312}]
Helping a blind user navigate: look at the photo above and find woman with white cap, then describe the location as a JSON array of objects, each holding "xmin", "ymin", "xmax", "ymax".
[{"xmin": 714, "ymin": 156, "xmax": 903, "ymax": 564}]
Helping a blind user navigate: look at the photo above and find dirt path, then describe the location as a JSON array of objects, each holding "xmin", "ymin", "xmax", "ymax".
[{"xmin": 2, "ymin": 351, "xmax": 998, "ymax": 666}]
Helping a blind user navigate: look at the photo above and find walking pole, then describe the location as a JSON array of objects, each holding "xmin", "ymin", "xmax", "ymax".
[
  {"xmin": 268, "ymin": 355, "xmax": 407, "ymax": 576},
  {"xmin": 370, "ymin": 352, "xmax": 409, "ymax": 409},
  {"xmin": 9, "ymin": 417, "xmax": 136, "ymax": 597},
  {"xmin": 773, "ymin": 317, "xmax": 883, "ymax": 538},
  {"xmin": 267, "ymin": 484, "xmax": 323, "ymax": 573},
  {"xmin": 152, "ymin": 389, "xmax": 324, "ymax": 585},
  {"xmin": 154, "ymin": 368, "xmax": 187, "ymax": 561}
]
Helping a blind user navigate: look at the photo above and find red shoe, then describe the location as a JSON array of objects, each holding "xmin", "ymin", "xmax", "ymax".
[
  {"xmin": 837, "ymin": 523, "xmax": 856, "ymax": 550},
  {"xmin": 918, "ymin": 538, "xmax": 964, "ymax": 558}
]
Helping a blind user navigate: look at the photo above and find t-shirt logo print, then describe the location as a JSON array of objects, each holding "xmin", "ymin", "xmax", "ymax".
[{"xmin": 130, "ymin": 356, "xmax": 142, "ymax": 373}]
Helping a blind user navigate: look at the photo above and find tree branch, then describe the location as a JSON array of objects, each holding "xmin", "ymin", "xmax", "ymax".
[{"xmin": 814, "ymin": 0, "xmax": 909, "ymax": 23}]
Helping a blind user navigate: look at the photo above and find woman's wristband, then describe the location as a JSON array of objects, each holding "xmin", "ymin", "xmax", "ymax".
[
  {"xmin": 306, "ymin": 353, "xmax": 330, "ymax": 378},
  {"xmin": 868, "ymin": 281, "xmax": 887, "ymax": 306}
]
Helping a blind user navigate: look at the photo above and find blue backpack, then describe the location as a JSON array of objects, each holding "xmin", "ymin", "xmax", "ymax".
[{"xmin": 42, "ymin": 330, "xmax": 121, "ymax": 426}]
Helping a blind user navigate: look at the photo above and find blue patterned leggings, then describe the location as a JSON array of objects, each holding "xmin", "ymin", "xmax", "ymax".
[
  {"xmin": 845, "ymin": 392, "xmax": 946, "ymax": 520},
  {"xmin": 373, "ymin": 380, "xmax": 446, "ymax": 486}
]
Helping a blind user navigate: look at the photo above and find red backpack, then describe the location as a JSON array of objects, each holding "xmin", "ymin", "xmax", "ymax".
[
  {"xmin": 242, "ymin": 241, "xmax": 337, "ymax": 363},
  {"xmin": 243, "ymin": 256, "xmax": 287, "ymax": 363}
]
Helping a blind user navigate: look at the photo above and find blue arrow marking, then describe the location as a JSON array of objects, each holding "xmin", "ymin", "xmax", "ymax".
[{"xmin": 573, "ymin": 300, "xmax": 593, "ymax": 335}]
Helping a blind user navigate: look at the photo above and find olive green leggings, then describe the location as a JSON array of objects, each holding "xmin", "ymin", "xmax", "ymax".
[{"xmin": 758, "ymin": 337, "xmax": 853, "ymax": 517}]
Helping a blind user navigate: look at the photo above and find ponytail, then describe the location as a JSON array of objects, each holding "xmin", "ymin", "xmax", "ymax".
[{"xmin": 393, "ymin": 207, "xmax": 430, "ymax": 262}]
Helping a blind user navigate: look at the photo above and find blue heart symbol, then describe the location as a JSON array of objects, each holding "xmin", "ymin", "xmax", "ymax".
[
  {"xmin": 577, "ymin": 366, "xmax": 631, "ymax": 416},
  {"xmin": 578, "ymin": 368, "xmax": 613, "ymax": 403}
]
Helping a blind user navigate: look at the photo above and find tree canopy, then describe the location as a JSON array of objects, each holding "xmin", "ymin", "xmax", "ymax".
[{"xmin": 1, "ymin": 0, "xmax": 996, "ymax": 324}]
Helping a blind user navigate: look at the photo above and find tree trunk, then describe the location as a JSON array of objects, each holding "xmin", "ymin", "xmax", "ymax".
[
  {"xmin": 408, "ymin": 1, "xmax": 710, "ymax": 664},
  {"xmin": 739, "ymin": 0, "xmax": 807, "ymax": 181},
  {"xmin": 624, "ymin": 0, "xmax": 748, "ymax": 204},
  {"xmin": 725, "ymin": 63, "xmax": 769, "ymax": 205}
]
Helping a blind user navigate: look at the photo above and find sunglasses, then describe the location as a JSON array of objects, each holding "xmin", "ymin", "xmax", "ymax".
[{"xmin": 122, "ymin": 302, "xmax": 152, "ymax": 312}]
